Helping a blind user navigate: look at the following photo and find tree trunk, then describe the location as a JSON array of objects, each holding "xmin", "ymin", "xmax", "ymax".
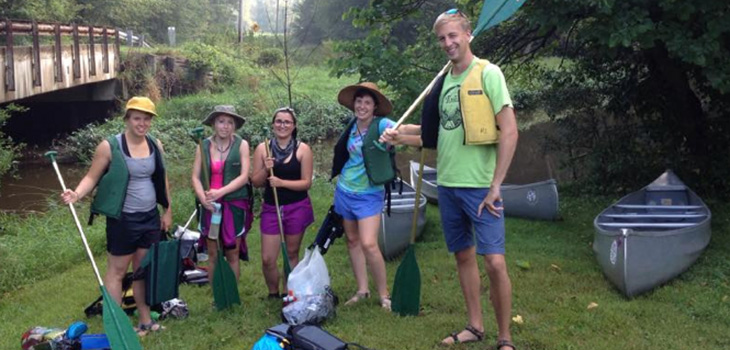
[{"xmin": 643, "ymin": 43, "xmax": 708, "ymax": 160}]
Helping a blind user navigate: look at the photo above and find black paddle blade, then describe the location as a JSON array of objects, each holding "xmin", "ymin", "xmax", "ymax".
[{"xmin": 391, "ymin": 244, "xmax": 421, "ymax": 316}]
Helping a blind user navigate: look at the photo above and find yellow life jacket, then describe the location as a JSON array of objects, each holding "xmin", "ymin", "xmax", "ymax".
[{"xmin": 460, "ymin": 59, "xmax": 499, "ymax": 145}]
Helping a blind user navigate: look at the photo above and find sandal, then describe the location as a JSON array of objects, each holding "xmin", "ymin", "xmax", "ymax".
[
  {"xmin": 380, "ymin": 296, "xmax": 392, "ymax": 311},
  {"xmin": 344, "ymin": 291, "xmax": 370, "ymax": 306},
  {"xmin": 440, "ymin": 325, "xmax": 484, "ymax": 345},
  {"xmin": 496, "ymin": 339, "xmax": 516, "ymax": 350},
  {"xmin": 135, "ymin": 321, "xmax": 164, "ymax": 337}
]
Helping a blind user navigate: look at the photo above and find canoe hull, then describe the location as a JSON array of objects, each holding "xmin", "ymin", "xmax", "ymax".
[
  {"xmin": 502, "ymin": 180, "xmax": 560, "ymax": 221},
  {"xmin": 378, "ymin": 181, "xmax": 428, "ymax": 260},
  {"xmin": 593, "ymin": 170, "xmax": 711, "ymax": 297},
  {"xmin": 410, "ymin": 161, "xmax": 559, "ymax": 220},
  {"xmin": 409, "ymin": 161, "xmax": 438, "ymax": 203}
]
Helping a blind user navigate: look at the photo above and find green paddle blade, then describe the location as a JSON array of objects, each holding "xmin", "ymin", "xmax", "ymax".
[
  {"xmin": 281, "ymin": 241, "xmax": 292, "ymax": 277},
  {"xmin": 101, "ymin": 287, "xmax": 142, "ymax": 350},
  {"xmin": 391, "ymin": 244, "xmax": 421, "ymax": 316},
  {"xmin": 472, "ymin": 0, "xmax": 528, "ymax": 37},
  {"xmin": 212, "ymin": 249, "xmax": 240, "ymax": 310}
]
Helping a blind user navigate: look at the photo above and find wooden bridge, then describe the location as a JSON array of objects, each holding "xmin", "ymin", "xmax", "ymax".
[{"xmin": 1, "ymin": 20, "xmax": 121, "ymax": 104}]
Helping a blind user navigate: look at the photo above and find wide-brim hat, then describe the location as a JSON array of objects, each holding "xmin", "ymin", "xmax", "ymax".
[
  {"xmin": 202, "ymin": 105, "xmax": 246, "ymax": 130},
  {"xmin": 125, "ymin": 96, "xmax": 157, "ymax": 117},
  {"xmin": 337, "ymin": 82, "xmax": 393, "ymax": 117}
]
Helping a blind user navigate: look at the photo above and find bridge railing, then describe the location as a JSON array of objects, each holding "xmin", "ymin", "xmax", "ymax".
[{"xmin": 0, "ymin": 19, "xmax": 120, "ymax": 94}]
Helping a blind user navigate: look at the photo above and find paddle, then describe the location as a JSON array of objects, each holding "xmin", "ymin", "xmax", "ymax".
[
  {"xmin": 388, "ymin": 0, "xmax": 529, "ymax": 132},
  {"xmin": 210, "ymin": 202, "xmax": 241, "ymax": 310},
  {"xmin": 264, "ymin": 138, "xmax": 293, "ymax": 286},
  {"xmin": 391, "ymin": 149, "xmax": 426, "ymax": 316},
  {"xmin": 44, "ymin": 151, "xmax": 142, "ymax": 350},
  {"xmin": 189, "ymin": 127, "xmax": 240, "ymax": 310}
]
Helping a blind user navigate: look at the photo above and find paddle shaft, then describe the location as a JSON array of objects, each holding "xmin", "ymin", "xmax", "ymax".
[
  {"xmin": 264, "ymin": 140, "xmax": 287, "ymax": 242},
  {"xmin": 390, "ymin": 37, "xmax": 474, "ymax": 131},
  {"xmin": 410, "ymin": 149, "xmax": 427, "ymax": 244},
  {"xmin": 49, "ymin": 159, "xmax": 104, "ymax": 286}
]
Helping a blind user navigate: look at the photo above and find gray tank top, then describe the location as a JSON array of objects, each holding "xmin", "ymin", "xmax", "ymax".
[{"xmin": 116, "ymin": 134, "xmax": 157, "ymax": 213}]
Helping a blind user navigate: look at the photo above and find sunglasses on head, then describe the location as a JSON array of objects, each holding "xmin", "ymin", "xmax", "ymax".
[
  {"xmin": 274, "ymin": 106, "xmax": 295, "ymax": 114},
  {"xmin": 444, "ymin": 8, "xmax": 467, "ymax": 18}
]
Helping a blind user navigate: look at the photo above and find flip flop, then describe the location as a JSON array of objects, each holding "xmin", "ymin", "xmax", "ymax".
[
  {"xmin": 441, "ymin": 325, "xmax": 484, "ymax": 345},
  {"xmin": 136, "ymin": 321, "xmax": 165, "ymax": 337},
  {"xmin": 496, "ymin": 339, "xmax": 516, "ymax": 350}
]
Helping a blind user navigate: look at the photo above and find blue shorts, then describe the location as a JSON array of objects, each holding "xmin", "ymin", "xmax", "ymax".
[
  {"xmin": 334, "ymin": 185, "xmax": 384, "ymax": 221},
  {"xmin": 438, "ymin": 186, "xmax": 505, "ymax": 255}
]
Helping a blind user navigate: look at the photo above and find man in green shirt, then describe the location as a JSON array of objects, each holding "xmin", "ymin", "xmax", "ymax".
[{"xmin": 381, "ymin": 9, "xmax": 518, "ymax": 350}]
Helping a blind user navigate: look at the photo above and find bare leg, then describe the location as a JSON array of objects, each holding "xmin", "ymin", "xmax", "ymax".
[
  {"xmin": 357, "ymin": 214, "xmax": 388, "ymax": 299},
  {"xmin": 105, "ymin": 252, "xmax": 133, "ymax": 305},
  {"xmin": 285, "ymin": 232, "xmax": 304, "ymax": 269},
  {"xmin": 261, "ymin": 234, "xmax": 281, "ymax": 295},
  {"xmin": 224, "ymin": 238, "xmax": 241, "ymax": 281},
  {"xmin": 442, "ymin": 246, "xmax": 484, "ymax": 344},
  {"xmin": 484, "ymin": 254, "xmax": 512, "ymax": 346},
  {"xmin": 344, "ymin": 219, "xmax": 369, "ymax": 295},
  {"xmin": 131, "ymin": 247, "xmax": 152, "ymax": 325}
]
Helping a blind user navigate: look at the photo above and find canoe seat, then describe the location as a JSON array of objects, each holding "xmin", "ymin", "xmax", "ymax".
[
  {"xmin": 604, "ymin": 213, "xmax": 706, "ymax": 219},
  {"xmin": 598, "ymin": 222, "xmax": 696, "ymax": 228},
  {"xmin": 645, "ymin": 186, "xmax": 688, "ymax": 206},
  {"xmin": 614, "ymin": 204, "xmax": 702, "ymax": 210}
]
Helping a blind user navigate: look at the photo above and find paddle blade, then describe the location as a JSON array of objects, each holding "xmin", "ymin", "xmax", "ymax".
[
  {"xmin": 391, "ymin": 245, "xmax": 421, "ymax": 316},
  {"xmin": 101, "ymin": 287, "xmax": 142, "ymax": 350},
  {"xmin": 472, "ymin": 0, "xmax": 528, "ymax": 37},
  {"xmin": 212, "ymin": 251, "xmax": 240, "ymax": 310},
  {"xmin": 281, "ymin": 241, "xmax": 292, "ymax": 278}
]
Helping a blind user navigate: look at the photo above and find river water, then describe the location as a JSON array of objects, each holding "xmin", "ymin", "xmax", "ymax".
[{"xmin": 0, "ymin": 162, "xmax": 85, "ymax": 213}]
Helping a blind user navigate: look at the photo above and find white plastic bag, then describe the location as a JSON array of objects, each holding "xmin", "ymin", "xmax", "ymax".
[{"xmin": 287, "ymin": 247, "xmax": 330, "ymax": 298}]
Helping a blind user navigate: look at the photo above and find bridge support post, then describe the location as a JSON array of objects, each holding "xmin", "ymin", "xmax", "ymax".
[
  {"xmin": 88, "ymin": 25, "xmax": 96, "ymax": 76},
  {"xmin": 4, "ymin": 19, "xmax": 15, "ymax": 92},
  {"xmin": 31, "ymin": 21, "xmax": 41, "ymax": 86},
  {"xmin": 102, "ymin": 27, "xmax": 109, "ymax": 74},
  {"xmin": 54, "ymin": 23, "xmax": 63, "ymax": 82},
  {"xmin": 72, "ymin": 24, "xmax": 80, "ymax": 79}
]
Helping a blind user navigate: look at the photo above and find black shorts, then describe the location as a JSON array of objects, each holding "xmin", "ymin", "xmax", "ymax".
[{"xmin": 106, "ymin": 208, "xmax": 161, "ymax": 256}]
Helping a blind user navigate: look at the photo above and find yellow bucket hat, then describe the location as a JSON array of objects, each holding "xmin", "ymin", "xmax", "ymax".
[{"xmin": 125, "ymin": 97, "xmax": 158, "ymax": 117}]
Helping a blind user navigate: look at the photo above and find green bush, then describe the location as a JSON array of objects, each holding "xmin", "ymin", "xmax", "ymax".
[
  {"xmin": 180, "ymin": 42, "xmax": 260, "ymax": 88},
  {"xmin": 0, "ymin": 105, "xmax": 26, "ymax": 185},
  {"xmin": 256, "ymin": 48, "xmax": 284, "ymax": 67}
]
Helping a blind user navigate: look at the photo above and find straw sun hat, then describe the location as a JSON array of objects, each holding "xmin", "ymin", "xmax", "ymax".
[{"xmin": 337, "ymin": 82, "xmax": 393, "ymax": 117}]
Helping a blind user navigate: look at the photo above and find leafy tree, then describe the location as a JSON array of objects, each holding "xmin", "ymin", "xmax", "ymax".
[{"xmin": 290, "ymin": 0, "xmax": 368, "ymax": 45}]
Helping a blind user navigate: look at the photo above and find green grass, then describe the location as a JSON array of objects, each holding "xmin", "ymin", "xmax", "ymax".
[{"xmin": 1, "ymin": 179, "xmax": 729, "ymax": 349}]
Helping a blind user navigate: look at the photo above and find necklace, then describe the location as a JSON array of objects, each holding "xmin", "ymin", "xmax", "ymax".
[{"xmin": 214, "ymin": 136, "xmax": 232, "ymax": 161}]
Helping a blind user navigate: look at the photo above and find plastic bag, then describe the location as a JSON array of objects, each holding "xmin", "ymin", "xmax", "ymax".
[
  {"xmin": 282, "ymin": 286, "xmax": 336, "ymax": 325},
  {"xmin": 287, "ymin": 247, "xmax": 330, "ymax": 299}
]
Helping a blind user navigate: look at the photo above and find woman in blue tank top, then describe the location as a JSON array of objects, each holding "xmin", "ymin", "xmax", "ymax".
[{"xmin": 251, "ymin": 107, "xmax": 315, "ymax": 298}]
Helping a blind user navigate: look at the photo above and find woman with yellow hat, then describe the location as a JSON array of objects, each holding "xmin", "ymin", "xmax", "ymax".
[
  {"xmin": 61, "ymin": 96, "xmax": 172, "ymax": 336},
  {"xmin": 331, "ymin": 82, "xmax": 396, "ymax": 311},
  {"xmin": 191, "ymin": 105, "xmax": 251, "ymax": 282}
]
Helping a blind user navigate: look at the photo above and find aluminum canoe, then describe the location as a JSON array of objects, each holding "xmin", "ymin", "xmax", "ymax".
[
  {"xmin": 378, "ymin": 180, "xmax": 428, "ymax": 260},
  {"xmin": 593, "ymin": 170, "xmax": 711, "ymax": 297}
]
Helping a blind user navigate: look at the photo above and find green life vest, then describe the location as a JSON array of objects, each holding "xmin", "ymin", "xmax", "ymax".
[
  {"xmin": 200, "ymin": 135, "xmax": 248, "ymax": 200},
  {"xmin": 361, "ymin": 117, "xmax": 396, "ymax": 186},
  {"xmin": 332, "ymin": 117, "xmax": 396, "ymax": 186},
  {"xmin": 90, "ymin": 134, "xmax": 169, "ymax": 221}
]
